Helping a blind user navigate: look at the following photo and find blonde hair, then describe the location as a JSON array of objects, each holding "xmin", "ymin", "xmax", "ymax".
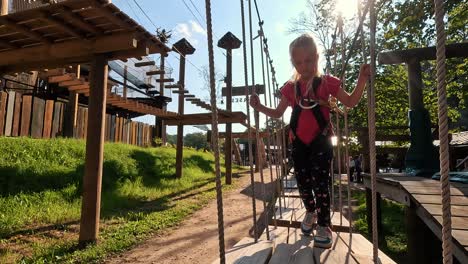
[{"xmin": 289, "ymin": 34, "xmax": 322, "ymax": 97}]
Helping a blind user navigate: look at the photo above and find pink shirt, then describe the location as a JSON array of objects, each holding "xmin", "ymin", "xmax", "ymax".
[{"xmin": 281, "ymin": 75, "xmax": 341, "ymax": 144}]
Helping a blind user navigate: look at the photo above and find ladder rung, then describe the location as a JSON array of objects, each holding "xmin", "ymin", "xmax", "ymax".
[
  {"xmin": 135, "ymin": 61, "xmax": 155, "ymax": 67},
  {"xmin": 146, "ymin": 70, "xmax": 165, "ymax": 76},
  {"xmin": 165, "ymin": 84, "xmax": 181, "ymax": 89},
  {"xmin": 156, "ymin": 78, "xmax": 174, "ymax": 83},
  {"xmin": 172, "ymin": 90, "xmax": 189, "ymax": 94}
]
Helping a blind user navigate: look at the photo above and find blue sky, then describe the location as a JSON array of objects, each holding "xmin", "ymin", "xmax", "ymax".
[{"xmin": 110, "ymin": 0, "xmax": 353, "ymax": 135}]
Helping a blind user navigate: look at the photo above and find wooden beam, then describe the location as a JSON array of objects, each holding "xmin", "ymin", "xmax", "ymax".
[
  {"xmin": 135, "ymin": 61, "xmax": 155, "ymax": 67},
  {"xmin": 0, "ymin": 16, "xmax": 51, "ymax": 43},
  {"xmin": 379, "ymin": 43, "xmax": 468, "ymax": 64},
  {"xmin": 0, "ymin": 32, "xmax": 138, "ymax": 68},
  {"xmin": 165, "ymin": 112, "xmax": 247, "ymax": 126},
  {"xmin": 39, "ymin": 11, "xmax": 85, "ymax": 39},
  {"xmin": 79, "ymin": 54, "xmax": 108, "ymax": 245},
  {"xmin": 55, "ymin": 6, "xmax": 100, "ymax": 35}
]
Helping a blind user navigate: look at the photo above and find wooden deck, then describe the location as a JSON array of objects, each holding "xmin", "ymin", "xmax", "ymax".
[
  {"xmin": 218, "ymin": 173, "xmax": 396, "ymax": 263},
  {"xmin": 363, "ymin": 173, "xmax": 468, "ymax": 263}
]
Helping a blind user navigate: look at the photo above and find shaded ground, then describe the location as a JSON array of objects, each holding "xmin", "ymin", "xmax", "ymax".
[{"xmin": 106, "ymin": 168, "xmax": 276, "ymax": 264}]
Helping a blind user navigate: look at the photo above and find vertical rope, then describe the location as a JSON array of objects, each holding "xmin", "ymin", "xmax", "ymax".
[
  {"xmin": 265, "ymin": 43, "xmax": 283, "ymax": 219},
  {"xmin": 203, "ymin": 0, "xmax": 225, "ymax": 262},
  {"xmin": 248, "ymin": 0, "xmax": 269, "ymax": 241},
  {"xmin": 339, "ymin": 14, "xmax": 353, "ymax": 234},
  {"xmin": 368, "ymin": 0, "xmax": 379, "ymax": 261},
  {"xmin": 239, "ymin": 0, "xmax": 258, "ymax": 242},
  {"xmin": 433, "ymin": 0, "xmax": 452, "ymax": 263},
  {"xmin": 260, "ymin": 32, "xmax": 278, "ymax": 230}
]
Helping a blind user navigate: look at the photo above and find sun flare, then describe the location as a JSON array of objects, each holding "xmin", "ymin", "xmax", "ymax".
[{"xmin": 335, "ymin": 0, "xmax": 359, "ymax": 19}]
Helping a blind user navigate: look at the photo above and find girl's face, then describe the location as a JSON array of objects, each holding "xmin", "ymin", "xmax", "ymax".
[{"xmin": 291, "ymin": 47, "xmax": 318, "ymax": 80}]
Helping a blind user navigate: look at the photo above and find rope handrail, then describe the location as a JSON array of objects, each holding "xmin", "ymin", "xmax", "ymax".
[
  {"xmin": 433, "ymin": 0, "xmax": 453, "ymax": 263},
  {"xmin": 203, "ymin": 0, "xmax": 225, "ymax": 263},
  {"xmin": 239, "ymin": 0, "xmax": 259, "ymax": 243}
]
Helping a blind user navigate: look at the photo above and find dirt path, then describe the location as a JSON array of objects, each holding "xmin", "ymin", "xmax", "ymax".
[{"xmin": 106, "ymin": 169, "xmax": 276, "ymax": 264}]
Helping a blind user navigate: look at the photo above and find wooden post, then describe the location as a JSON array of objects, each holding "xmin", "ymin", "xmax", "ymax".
[
  {"xmin": 1, "ymin": 0, "xmax": 8, "ymax": 15},
  {"xmin": 154, "ymin": 55, "xmax": 165, "ymax": 144},
  {"xmin": 406, "ymin": 201, "xmax": 442, "ymax": 263},
  {"xmin": 79, "ymin": 55, "xmax": 108, "ymax": 245},
  {"xmin": 173, "ymin": 38, "xmax": 195, "ymax": 178},
  {"xmin": 224, "ymin": 48, "xmax": 233, "ymax": 184},
  {"xmin": 218, "ymin": 32, "xmax": 241, "ymax": 184}
]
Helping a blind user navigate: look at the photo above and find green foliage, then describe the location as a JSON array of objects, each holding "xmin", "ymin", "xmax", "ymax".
[
  {"xmin": 183, "ymin": 132, "xmax": 210, "ymax": 150},
  {"xmin": 0, "ymin": 137, "xmax": 242, "ymax": 263},
  {"xmin": 292, "ymin": 0, "xmax": 467, "ymax": 131}
]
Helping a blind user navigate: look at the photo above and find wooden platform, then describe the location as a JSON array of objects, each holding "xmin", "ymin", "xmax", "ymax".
[
  {"xmin": 363, "ymin": 173, "xmax": 468, "ymax": 262},
  {"xmin": 0, "ymin": 0, "xmax": 171, "ymax": 73}
]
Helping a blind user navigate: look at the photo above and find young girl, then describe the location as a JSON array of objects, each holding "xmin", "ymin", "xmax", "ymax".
[{"xmin": 250, "ymin": 34, "xmax": 370, "ymax": 248}]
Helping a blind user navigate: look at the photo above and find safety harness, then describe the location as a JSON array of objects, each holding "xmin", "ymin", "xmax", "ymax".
[{"xmin": 289, "ymin": 77, "xmax": 330, "ymax": 143}]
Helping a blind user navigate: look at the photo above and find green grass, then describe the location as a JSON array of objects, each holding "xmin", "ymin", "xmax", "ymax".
[
  {"xmin": 352, "ymin": 191, "xmax": 408, "ymax": 263},
  {"xmin": 0, "ymin": 137, "xmax": 244, "ymax": 263}
]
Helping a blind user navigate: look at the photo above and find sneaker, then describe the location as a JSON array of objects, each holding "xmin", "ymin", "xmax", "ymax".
[
  {"xmin": 314, "ymin": 225, "xmax": 333, "ymax": 248},
  {"xmin": 301, "ymin": 211, "xmax": 317, "ymax": 236}
]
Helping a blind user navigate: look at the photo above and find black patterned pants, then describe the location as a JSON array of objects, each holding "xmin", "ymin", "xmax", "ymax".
[{"xmin": 291, "ymin": 135, "xmax": 333, "ymax": 227}]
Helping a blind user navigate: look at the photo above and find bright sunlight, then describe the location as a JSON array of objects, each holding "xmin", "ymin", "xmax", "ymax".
[{"xmin": 335, "ymin": 0, "xmax": 359, "ymax": 19}]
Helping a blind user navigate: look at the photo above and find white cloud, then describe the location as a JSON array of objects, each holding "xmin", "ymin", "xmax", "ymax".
[
  {"xmin": 190, "ymin": 20, "xmax": 207, "ymax": 36},
  {"xmin": 174, "ymin": 20, "xmax": 207, "ymax": 46}
]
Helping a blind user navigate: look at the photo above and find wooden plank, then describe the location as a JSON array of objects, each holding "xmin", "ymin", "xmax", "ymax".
[
  {"xmin": 267, "ymin": 230, "xmax": 395, "ymax": 264},
  {"xmin": 415, "ymin": 206, "xmax": 468, "ymax": 263},
  {"xmin": 105, "ymin": 114, "xmax": 110, "ymax": 141},
  {"xmin": 84, "ymin": 108, "xmax": 88, "ymax": 138},
  {"xmin": 31, "ymin": 97, "xmax": 45, "ymax": 138},
  {"xmin": 110, "ymin": 115, "xmax": 115, "ymax": 141},
  {"xmin": 51, "ymin": 102, "xmax": 61, "ymax": 138},
  {"xmin": 433, "ymin": 216, "xmax": 468, "ymax": 230},
  {"xmin": 404, "ymin": 186, "xmax": 468, "ymax": 196},
  {"xmin": 412, "ymin": 194, "xmax": 468, "ymax": 206},
  {"xmin": 42, "ymin": 100, "xmax": 54, "ymax": 139},
  {"xmin": 421, "ymin": 204, "xmax": 468, "ymax": 217},
  {"xmin": 20, "ymin": 95, "xmax": 32, "ymax": 136},
  {"xmin": 0, "ymin": 92, "xmax": 7, "ymax": 136},
  {"xmin": 11, "ymin": 93, "xmax": 21, "ymax": 136},
  {"xmin": 453, "ymin": 229, "xmax": 468, "ymax": 247},
  {"xmin": 4, "ymin": 91, "xmax": 15, "ymax": 136},
  {"xmin": 211, "ymin": 237, "xmax": 272, "ymax": 264}
]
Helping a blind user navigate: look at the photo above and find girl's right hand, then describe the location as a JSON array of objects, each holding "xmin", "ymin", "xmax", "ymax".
[{"xmin": 249, "ymin": 93, "xmax": 260, "ymax": 110}]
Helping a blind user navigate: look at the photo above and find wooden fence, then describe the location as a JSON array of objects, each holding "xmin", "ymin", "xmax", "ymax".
[{"xmin": 0, "ymin": 91, "xmax": 154, "ymax": 146}]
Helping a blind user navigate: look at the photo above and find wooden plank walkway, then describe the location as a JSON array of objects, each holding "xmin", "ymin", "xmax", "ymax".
[
  {"xmin": 223, "ymin": 170, "xmax": 396, "ymax": 263},
  {"xmin": 363, "ymin": 173, "xmax": 468, "ymax": 262}
]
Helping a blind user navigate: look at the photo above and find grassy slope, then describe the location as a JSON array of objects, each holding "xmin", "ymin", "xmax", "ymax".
[
  {"xmin": 352, "ymin": 191, "xmax": 408, "ymax": 263},
  {"xmin": 0, "ymin": 137, "xmax": 240, "ymax": 263}
]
